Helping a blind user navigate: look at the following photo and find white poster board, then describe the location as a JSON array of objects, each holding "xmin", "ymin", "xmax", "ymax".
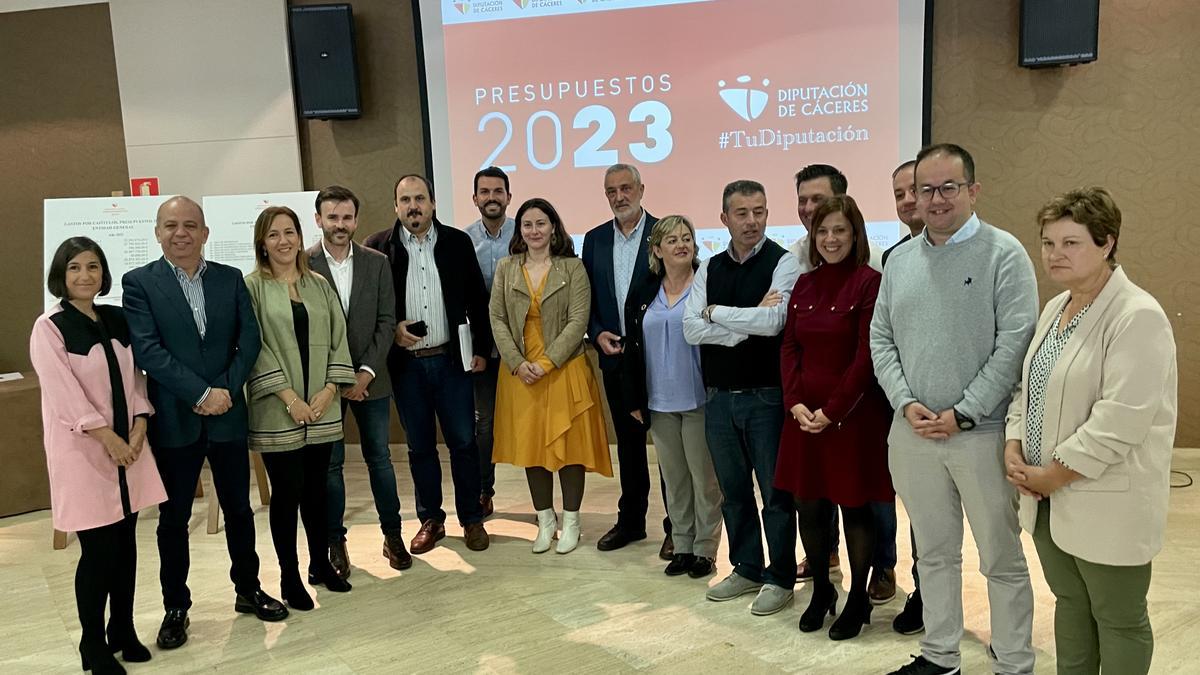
[
  {"xmin": 201, "ymin": 191, "xmax": 322, "ymax": 277},
  {"xmin": 42, "ymin": 195, "xmax": 173, "ymax": 310}
]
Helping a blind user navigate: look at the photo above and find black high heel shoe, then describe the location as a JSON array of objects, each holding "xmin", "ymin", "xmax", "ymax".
[
  {"xmin": 828, "ymin": 593, "xmax": 873, "ymax": 641},
  {"xmin": 798, "ymin": 585, "xmax": 838, "ymax": 633},
  {"xmin": 80, "ymin": 640, "xmax": 125, "ymax": 674},
  {"xmin": 309, "ymin": 565, "xmax": 353, "ymax": 593}
]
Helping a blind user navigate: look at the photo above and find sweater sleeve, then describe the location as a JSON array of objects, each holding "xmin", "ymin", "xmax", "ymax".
[
  {"xmin": 954, "ymin": 243, "xmax": 1039, "ymax": 422},
  {"xmin": 869, "ymin": 265, "xmax": 917, "ymax": 413},
  {"xmin": 243, "ymin": 276, "xmax": 290, "ymax": 400},
  {"xmin": 779, "ymin": 278, "xmax": 805, "ymax": 411}
]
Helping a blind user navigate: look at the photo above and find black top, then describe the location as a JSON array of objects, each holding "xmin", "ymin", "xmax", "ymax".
[
  {"xmin": 700, "ymin": 239, "xmax": 788, "ymax": 390},
  {"xmin": 881, "ymin": 232, "xmax": 915, "ymax": 268},
  {"xmin": 291, "ymin": 300, "xmax": 310, "ymax": 397}
]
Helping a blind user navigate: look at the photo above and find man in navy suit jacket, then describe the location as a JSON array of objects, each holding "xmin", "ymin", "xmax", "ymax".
[
  {"xmin": 123, "ymin": 196, "xmax": 286, "ymax": 650},
  {"xmin": 581, "ymin": 163, "xmax": 671, "ymax": 554}
]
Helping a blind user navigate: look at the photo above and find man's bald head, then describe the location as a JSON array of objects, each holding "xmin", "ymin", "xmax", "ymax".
[
  {"xmin": 155, "ymin": 195, "xmax": 209, "ymax": 272},
  {"xmin": 157, "ymin": 195, "xmax": 206, "ymax": 227}
]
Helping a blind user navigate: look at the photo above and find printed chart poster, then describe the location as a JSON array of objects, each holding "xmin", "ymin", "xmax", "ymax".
[
  {"xmin": 436, "ymin": 0, "xmax": 907, "ymax": 255},
  {"xmin": 202, "ymin": 192, "xmax": 322, "ymax": 277},
  {"xmin": 42, "ymin": 196, "xmax": 172, "ymax": 310}
]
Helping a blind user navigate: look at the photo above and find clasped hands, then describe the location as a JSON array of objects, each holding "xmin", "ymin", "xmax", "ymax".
[
  {"xmin": 283, "ymin": 384, "xmax": 337, "ymax": 425},
  {"xmin": 902, "ymin": 402, "xmax": 960, "ymax": 440},
  {"xmin": 790, "ymin": 403, "xmax": 832, "ymax": 433},
  {"xmin": 1003, "ymin": 439, "xmax": 1080, "ymax": 500},
  {"xmin": 515, "ymin": 360, "xmax": 547, "ymax": 385},
  {"xmin": 193, "ymin": 387, "xmax": 233, "ymax": 416}
]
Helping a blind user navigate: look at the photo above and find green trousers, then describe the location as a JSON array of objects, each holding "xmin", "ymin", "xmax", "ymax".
[{"xmin": 1033, "ymin": 499, "xmax": 1153, "ymax": 674}]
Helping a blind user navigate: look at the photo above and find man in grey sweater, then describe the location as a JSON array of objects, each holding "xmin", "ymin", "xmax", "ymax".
[{"xmin": 871, "ymin": 144, "xmax": 1038, "ymax": 675}]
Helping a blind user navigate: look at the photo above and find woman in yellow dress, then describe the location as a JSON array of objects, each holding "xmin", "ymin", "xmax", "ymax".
[{"xmin": 490, "ymin": 197, "xmax": 612, "ymax": 554}]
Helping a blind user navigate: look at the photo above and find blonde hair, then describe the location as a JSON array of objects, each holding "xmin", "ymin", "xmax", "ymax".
[
  {"xmin": 647, "ymin": 215, "xmax": 699, "ymax": 276},
  {"xmin": 253, "ymin": 206, "xmax": 312, "ymax": 278}
]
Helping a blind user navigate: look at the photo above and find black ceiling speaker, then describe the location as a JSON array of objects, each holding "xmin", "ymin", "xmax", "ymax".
[
  {"xmin": 289, "ymin": 3, "xmax": 362, "ymax": 119},
  {"xmin": 1020, "ymin": 0, "xmax": 1100, "ymax": 68}
]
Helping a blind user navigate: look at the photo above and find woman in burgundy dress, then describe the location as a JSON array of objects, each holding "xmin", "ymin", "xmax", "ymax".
[{"xmin": 775, "ymin": 195, "xmax": 894, "ymax": 640}]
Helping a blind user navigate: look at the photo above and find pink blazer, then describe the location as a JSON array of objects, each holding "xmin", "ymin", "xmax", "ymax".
[{"xmin": 30, "ymin": 304, "xmax": 166, "ymax": 532}]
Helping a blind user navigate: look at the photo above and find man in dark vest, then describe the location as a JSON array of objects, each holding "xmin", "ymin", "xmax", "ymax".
[{"xmin": 683, "ymin": 180, "xmax": 801, "ymax": 616}]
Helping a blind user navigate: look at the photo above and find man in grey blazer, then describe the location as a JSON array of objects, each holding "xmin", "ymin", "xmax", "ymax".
[{"xmin": 308, "ymin": 186, "xmax": 409, "ymax": 577}]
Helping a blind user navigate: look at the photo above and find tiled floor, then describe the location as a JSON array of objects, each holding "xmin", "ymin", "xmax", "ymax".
[{"xmin": 1, "ymin": 448, "xmax": 1197, "ymax": 674}]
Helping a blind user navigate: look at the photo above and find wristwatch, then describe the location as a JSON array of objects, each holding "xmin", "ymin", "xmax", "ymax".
[{"xmin": 953, "ymin": 408, "xmax": 976, "ymax": 431}]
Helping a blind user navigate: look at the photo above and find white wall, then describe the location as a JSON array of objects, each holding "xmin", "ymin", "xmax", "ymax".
[{"xmin": 107, "ymin": 0, "xmax": 303, "ymax": 198}]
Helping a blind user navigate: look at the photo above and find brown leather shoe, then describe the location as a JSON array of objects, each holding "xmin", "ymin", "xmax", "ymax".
[
  {"xmin": 383, "ymin": 532, "xmax": 413, "ymax": 570},
  {"xmin": 658, "ymin": 535, "xmax": 674, "ymax": 561},
  {"xmin": 796, "ymin": 553, "xmax": 842, "ymax": 581},
  {"xmin": 868, "ymin": 567, "xmax": 897, "ymax": 605},
  {"xmin": 464, "ymin": 522, "xmax": 490, "ymax": 551},
  {"xmin": 410, "ymin": 519, "xmax": 446, "ymax": 555},
  {"xmin": 480, "ymin": 494, "xmax": 494, "ymax": 518},
  {"xmin": 329, "ymin": 539, "xmax": 351, "ymax": 579}
]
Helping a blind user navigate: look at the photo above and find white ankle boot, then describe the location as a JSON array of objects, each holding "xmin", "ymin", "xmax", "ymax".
[
  {"xmin": 556, "ymin": 511, "xmax": 580, "ymax": 554},
  {"xmin": 533, "ymin": 508, "xmax": 557, "ymax": 554}
]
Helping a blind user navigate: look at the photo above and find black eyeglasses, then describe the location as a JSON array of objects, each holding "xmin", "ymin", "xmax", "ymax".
[{"xmin": 916, "ymin": 181, "xmax": 970, "ymax": 201}]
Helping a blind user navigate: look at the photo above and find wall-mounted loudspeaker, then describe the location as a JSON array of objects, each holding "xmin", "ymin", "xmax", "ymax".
[
  {"xmin": 289, "ymin": 3, "xmax": 361, "ymax": 119},
  {"xmin": 1019, "ymin": 0, "xmax": 1100, "ymax": 68}
]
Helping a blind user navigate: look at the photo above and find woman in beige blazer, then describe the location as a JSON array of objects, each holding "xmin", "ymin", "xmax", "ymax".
[
  {"xmin": 490, "ymin": 198, "xmax": 612, "ymax": 555},
  {"xmin": 1005, "ymin": 188, "xmax": 1177, "ymax": 675}
]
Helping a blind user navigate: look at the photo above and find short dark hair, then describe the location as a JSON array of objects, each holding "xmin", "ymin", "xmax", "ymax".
[
  {"xmin": 394, "ymin": 174, "xmax": 435, "ymax": 203},
  {"xmin": 473, "ymin": 166, "xmax": 510, "ymax": 194},
  {"xmin": 47, "ymin": 236, "xmax": 112, "ymax": 300},
  {"xmin": 315, "ymin": 185, "xmax": 360, "ymax": 216},
  {"xmin": 721, "ymin": 179, "xmax": 766, "ymax": 213},
  {"xmin": 808, "ymin": 196, "xmax": 871, "ymax": 269},
  {"xmin": 891, "ymin": 160, "xmax": 916, "ymax": 179},
  {"xmin": 794, "ymin": 164, "xmax": 848, "ymax": 195},
  {"xmin": 914, "ymin": 143, "xmax": 976, "ymax": 184},
  {"xmin": 511, "ymin": 198, "xmax": 576, "ymax": 257},
  {"xmin": 1036, "ymin": 187, "xmax": 1121, "ymax": 269}
]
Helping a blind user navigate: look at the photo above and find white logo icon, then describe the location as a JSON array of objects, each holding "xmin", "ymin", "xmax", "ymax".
[{"xmin": 719, "ymin": 75, "xmax": 770, "ymax": 121}]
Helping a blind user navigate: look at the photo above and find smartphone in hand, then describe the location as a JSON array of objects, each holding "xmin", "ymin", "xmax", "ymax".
[{"xmin": 408, "ymin": 320, "xmax": 428, "ymax": 338}]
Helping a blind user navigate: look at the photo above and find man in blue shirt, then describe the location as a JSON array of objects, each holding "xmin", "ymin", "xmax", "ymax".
[{"xmin": 465, "ymin": 166, "xmax": 515, "ymax": 516}]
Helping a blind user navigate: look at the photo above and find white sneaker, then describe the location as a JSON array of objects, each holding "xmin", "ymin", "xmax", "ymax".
[
  {"xmin": 533, "ymin": 508, "xmax": 557, "ymax": 554},
  {"xmin": 706, "ymin": 572, "xmax": 763, "ymax": 602},
  {"xmin": 750, "ymin": 584, "xmax": 794, "ymax": 616},
  {"xmin": 556, "ymin": 511, "xmax": 580, "ymax": 554}
]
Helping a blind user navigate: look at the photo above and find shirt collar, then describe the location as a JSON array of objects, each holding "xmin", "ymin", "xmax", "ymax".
[
  {"xmin": 475, "ymin": 217, "xmax": 513, "ymax": 241},
  {"xmin": 923, "ymin": 212, "xmax": 980, "ymax": 246},
  {"xmin": 322, "ymin": 241, "xmax": 354, "ymax": 264},
  {"xmin": 166, "ymin": 256, "xmax": 207, "ymax": 280},
  {"xmin": 403, "ymin": 223, "xmax": 437, "ymax": 246},
  {"xmin": 727, "ymin": 236, "xmax": 767, "ymax": 263},
  {"xmin": 613, "ymin": 209, "xmax": 647, "ymax": 242}
]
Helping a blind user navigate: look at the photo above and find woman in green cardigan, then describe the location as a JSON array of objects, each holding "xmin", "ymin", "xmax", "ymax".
[{"xmin": 245, "ymin": 206, "xmax": 356, "ymax": 609}]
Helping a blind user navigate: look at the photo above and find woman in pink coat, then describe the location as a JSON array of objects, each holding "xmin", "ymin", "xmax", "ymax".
[{"xmin": 30, "ymin": 237, "xmax": 167, "ymax": 675}]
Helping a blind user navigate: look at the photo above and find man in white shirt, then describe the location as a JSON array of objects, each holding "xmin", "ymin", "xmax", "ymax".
[{"xmin": 307, "ymin": 186, "xmax": 408, "ymax": 576}]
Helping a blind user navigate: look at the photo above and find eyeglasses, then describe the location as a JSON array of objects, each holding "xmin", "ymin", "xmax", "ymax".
[{"xmin": 916, "ymin": 181, "xmax": 970, "ymax": 202}]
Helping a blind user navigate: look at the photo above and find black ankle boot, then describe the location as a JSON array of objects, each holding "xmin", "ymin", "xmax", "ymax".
[
  {"xmin": 280, "ymin": 571, "xmax": 315, "ymax": 611},
  {"xmin": 80, "ymin": 639, "xmax": 125, "ymax": 674},
  {"xmin": 828, "ymin": 592, "xmax": 873, "ymax": 641},
  {"xmin": 309, "ymin": 563, "xmax": 352, "ymax": 593},
  {"xmin": 798, "ymin": 584, "xmax": 838, "ymax": 632},
  {"xmin": 105, "ymin": 622, "xmax": 150, "ymax": 663}
]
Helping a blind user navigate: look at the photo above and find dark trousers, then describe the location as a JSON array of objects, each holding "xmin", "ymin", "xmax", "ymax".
[
  {"xmin": 602, "ymin": 365, "xmax": 671, "ymax": 535},
  {"xmin": 392, "ymin": 352, "xmax": 483, "ymax": 525},
  {"xmin": 261, "ymin": 443, "xmax": 334, "ymax": 578},
  {"xmin": 155, "ymin": 434, "xmax": 260, "ymax": 610},
  {"xmin": 76, "ymin": 513, "xmax": 139, "ymax": 646},
  {"xmin": 327, "ymin": 396, "xmax": 402, "ymax": 542},
  {"xmin": 704, "ymin": 387, "xmax": 796, "ymax": 589},
  {"xmin": 474, "ymin": 356, "xmax": 501, "ymax": 497}
]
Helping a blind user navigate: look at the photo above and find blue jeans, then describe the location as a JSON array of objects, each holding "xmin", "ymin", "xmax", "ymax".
[
  {"xmin": 473, "ymin": 356, "xmax": 500, "ymax": 497},
  {"xmin": 705, "ymin": 387, "xmax": 796, "ymax": 589},
  {"xmin": 327, "ymin": 396, "xmax": 402, "ymax": 542},
  {"xmin": 391, "ymin": 353, "xmax": 483, "ymax": 525}
]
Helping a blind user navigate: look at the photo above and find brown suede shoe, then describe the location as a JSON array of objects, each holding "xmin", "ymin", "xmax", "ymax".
[
  {"xmin": 464, "ymin": 522, "xmax": 490, "ymax": 551},
  {"xmin": 410, "ymin": 519, "xmax": 446, "ymax": 555},
  {"xmin": 480, "ymin": 494, "xmax": 495, "ymax": 518},
  {"xmin": 383, "ymin": 532, "xmax": 413, "ymax": 570},
  {"xmin": 329, "ymin": 540, "xmax": 351, "ymax": 579},
  {"xmin": 868, "ymin": 567, "xmax": 897, "ymax": 605}
]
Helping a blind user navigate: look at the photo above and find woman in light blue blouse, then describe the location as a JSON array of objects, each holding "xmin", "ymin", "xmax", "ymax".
[{"xmin": 621, "ymin": 215, "xmax": 722, "ymax": 578}]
